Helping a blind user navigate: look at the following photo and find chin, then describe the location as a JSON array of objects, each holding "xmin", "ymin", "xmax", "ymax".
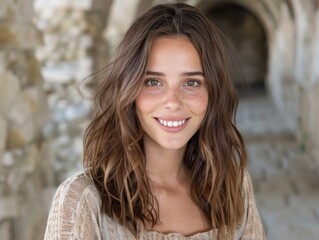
[{"xmin": 158, "ymin": 140, "xmax": 188, "ymax": 150}]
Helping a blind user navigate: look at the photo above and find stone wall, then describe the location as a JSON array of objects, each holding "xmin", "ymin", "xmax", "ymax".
[
  {"xmin": 299, "ymin": 4, "xmax": 319, "ymax": 173},
  {"xmin": 208, "ymin": 4, "xmax": 268, "ymax": 91},
  {"xmin": 1, "ymin": 0, "xmax": 319, "ymax": 239},
  {"xmin": 34, "ymin": 0, "xmax": 113, "ymax": 183},
  {"xmin": 198, "ymin": 0, "xmax": 319, "ymax": 173},
  {"xmin": 267, "ymin": 1, "xmax": 296, "ymax": 131},
  {"xmin": 0, "ymin": 0, "xmax": 53, "ymax": 239}
]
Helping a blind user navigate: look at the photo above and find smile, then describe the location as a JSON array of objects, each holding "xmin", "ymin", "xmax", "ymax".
[{"xmin": 157, "ymin": 118, "xmax": 188, "ymax": 128}]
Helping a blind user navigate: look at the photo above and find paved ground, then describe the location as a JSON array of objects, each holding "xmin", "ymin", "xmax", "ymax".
[{"xmin": 237, "ymin": 94, "xmax": 319, "ymax": 240}]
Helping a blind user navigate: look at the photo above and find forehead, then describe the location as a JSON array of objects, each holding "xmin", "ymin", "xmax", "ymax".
[
  {"xmin": 149, "ymin": 35, "xmax": 196, "ymax": 52},
  {"xmin": 146, "ymin": 36, "xmax": 202, "ymax": 70}
]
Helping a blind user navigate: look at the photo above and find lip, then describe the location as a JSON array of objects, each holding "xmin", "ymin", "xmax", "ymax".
[{"xmin": 154, "ymin": 117, "xmax": 190, "ymax": 133}]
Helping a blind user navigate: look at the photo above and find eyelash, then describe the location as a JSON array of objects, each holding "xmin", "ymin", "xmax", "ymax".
[
  {"xmin": 184, "ymin": 79, "xmax": 201, "ymax": 87},
  {"xmin": 144, "ymin": 78, "xmax": 161, "ymax": 86},
  {"xmin": 144, "ymin": 78, "xmax": 202, "ymax": 87}
]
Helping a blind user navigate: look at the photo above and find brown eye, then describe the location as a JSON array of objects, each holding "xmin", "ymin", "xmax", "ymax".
[
  {"xmin": 145, "ymin": 79, "xmax": 161, "ymax": 86},
  {"xmin": 185, "ymin": 80, "xmax": 200, "ymax": 87}
]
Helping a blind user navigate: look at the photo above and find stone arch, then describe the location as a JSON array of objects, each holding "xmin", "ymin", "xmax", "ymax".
[
  {"xmin": 195, "ymin": 0, "xmax": 300, "ymax": 130},
  {"xmin": 196, "ymin": 0, "xmax": 281, "ymax": 40},
  {"xmin": 196, "ymin": 1, "xmax": 280, "ymax": 98},
  {"xmin": 206, "ymin": 3, "xmax": 269, "ymax": 95}
]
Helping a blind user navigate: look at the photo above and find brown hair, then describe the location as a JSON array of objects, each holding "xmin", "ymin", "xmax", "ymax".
[{"xmin": 83, "ymin": 3, "xmax": 247, "ymax": 239}]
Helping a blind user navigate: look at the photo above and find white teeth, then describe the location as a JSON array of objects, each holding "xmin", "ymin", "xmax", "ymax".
[{"xmin": 158, "ymin": 118, "xmax": 186, "ymax": 128}]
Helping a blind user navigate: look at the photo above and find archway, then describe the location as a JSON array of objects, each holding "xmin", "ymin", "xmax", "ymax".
[{"xmin": 207, "ymin": 3, "xmax": 268, "ymax": 96}]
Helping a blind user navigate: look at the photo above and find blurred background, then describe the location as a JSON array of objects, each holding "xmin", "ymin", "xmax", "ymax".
[{"xmin": 0, "ymin": 0, "xmax": 319, "ymax": 239}]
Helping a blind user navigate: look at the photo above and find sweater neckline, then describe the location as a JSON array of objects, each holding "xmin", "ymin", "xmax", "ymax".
[{"xmin": 141, "ymin": 228, "xmax": 215, "ymax": 238}]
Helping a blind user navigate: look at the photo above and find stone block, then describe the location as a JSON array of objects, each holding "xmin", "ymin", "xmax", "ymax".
[
  {"xmin": 2, "ymin": 151, "xmax": 16, "ymax": 168},
  {"xmin": 24, "ymin": 144, "xmax": 40, "ymax": 173},
  {"xmin": 6, "ymin": 86, "xmax": 46, "ymax": 149},
  {"xmin": 7, "ymin": 120, "xmax": 36, "ymax": 149},
  {"xmin": 0, "ymin": 196, "xmax": 19, "ymax": 220},
  {"xmin": 0, "ymin": 52, "xmax": 6, "ymax": 73},
  {"xmin": 25, "ymin": 52, "xmax": 42, "ymax": 86},
  {"xmin": 41, "ymin": 63, "xmax": 76, "ymax": 84},
  {"xmin": 8, "ymin": 85, "xmax": 48, "ymax": 132},
  {"xmin": 0, "ymin": 22, "xmax": 18, "ymax": 46},
  {"xmin": 8, "ymin": 93, "xmax": 33, "ymax": 126},
  {"xmin": 309, "ymin": 82, "xmax": 319, "ymax": 147},
  {"xmin": 0, "ymin": 221, "xmax": 11, "ymax": 240},
  {"xmin": 91, "ymin": 0, "xmax": 112, "ymax": 14},
  {"xmin": 13, "ymin": 190, "xmax": 49, "ymax": 240},
  {"xmin": 0, "ymin": 22, "xmax": 41, "ymax": 49},
  {"xmin": 0, "ymin": 71, "xmax": 21, "ymax": 115},
  {"xmin": 15, "ymin": 24, "xmax": 42, "ymax": 49},
  {"xmin": 0, "ymin": 0, "xmax": 34, "ymax": 20},
  {"xmin": 0, "ymin": 116, "xmax": 7, "ymax": 158},
  {"xmin": 66, "ymin": 0, "xmax": 93, "ymax": 10},
  {"xmin": 6, "ymin": 163, "xmax": 25, "ymax": 194},
  {"xmin": 70, "ymin": 0, "xmax": 92, "ymax": 10}
]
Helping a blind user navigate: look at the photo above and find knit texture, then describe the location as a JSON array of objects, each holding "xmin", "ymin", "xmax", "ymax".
[{"xmin": 44, "ymin": 171, "xmax": 266, "ymax": 239}]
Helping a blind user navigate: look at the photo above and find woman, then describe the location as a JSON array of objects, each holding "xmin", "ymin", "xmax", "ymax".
[{"xmin": 44, "ymin": 3, "xmax": 265, "ymax": 240}]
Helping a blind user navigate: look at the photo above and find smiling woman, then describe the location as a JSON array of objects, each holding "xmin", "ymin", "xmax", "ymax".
[
  {"xmin": 44, "ymin": 3, "xmax": 266, "ymax": 240},
  {"xmin": 135, "ymin": 36, "xmax": 208, "ymax": 151}
]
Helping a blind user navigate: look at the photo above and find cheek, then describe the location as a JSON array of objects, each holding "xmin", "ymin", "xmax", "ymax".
[
  {"xmin": 188, "ymin": 91, "xmax": 209, "ymax": 114},
  {"xmin": 135, "ymin": 92, "xmax": 155, "ymax": 115}
]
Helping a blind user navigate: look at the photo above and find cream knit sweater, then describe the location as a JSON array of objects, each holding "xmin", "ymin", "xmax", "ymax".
[{"xmin": 44, "ymin": 171, "xmax": 265, "ymax": 239}]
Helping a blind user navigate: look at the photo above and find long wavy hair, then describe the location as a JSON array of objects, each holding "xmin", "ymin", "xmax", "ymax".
[{"xmin": 83, "ymin": 3, "xmax": 247, "ymax": 239}]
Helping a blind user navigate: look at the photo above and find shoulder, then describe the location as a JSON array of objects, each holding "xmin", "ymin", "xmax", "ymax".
[
  {"xmin": 45, "ymin": 171, "xmax": 103, "ymax": 239},
  {"xmin": 243, "ymin": 171, "xmax": 254, "ymax": 197},
  {"xmin": 53, "ymin": 171, "xmax": 101, "ymax": 212},
  {"xmin": 241, "ymin": 171, "xmax": 257, "ymax": 216},
  {"xmin": 242, "ymin": 171, "xmax": 260, "ymax": 212},
  {"xmin": 56, "ymin": 171, "xmax": 99, "ymax": 195},
  {"xmin": 239, "ymin": 171, "xmax": 266, "ymax": 239}
]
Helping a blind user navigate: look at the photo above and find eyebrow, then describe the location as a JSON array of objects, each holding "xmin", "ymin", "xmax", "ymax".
[{"xmin": 145, "ymin": 71, "xmax": 204, "ymax": 77}]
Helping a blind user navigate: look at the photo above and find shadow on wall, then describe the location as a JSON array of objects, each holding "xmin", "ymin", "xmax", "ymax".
[{"xmin": 207, "ymin": 3, "xmax": 268, "ymax": 97}]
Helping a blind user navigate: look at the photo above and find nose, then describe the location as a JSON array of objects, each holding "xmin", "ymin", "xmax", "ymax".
[{"xmin": 163, "ymin": 87, "xmax": 183, "ymax": 111}]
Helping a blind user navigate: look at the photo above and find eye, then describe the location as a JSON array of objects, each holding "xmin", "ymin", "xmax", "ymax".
[
  {"xmin": 185, "ymin": 79, "xmax": 201, "ymax": 87},
  {"xmin": 145, "ymin": 78, "xmax": 161, "ymax": 86}
]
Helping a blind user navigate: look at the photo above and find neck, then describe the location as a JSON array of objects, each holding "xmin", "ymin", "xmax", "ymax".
[{"xmin": 144, "ymin": 141, "xmax": 187, "ymax": 186}]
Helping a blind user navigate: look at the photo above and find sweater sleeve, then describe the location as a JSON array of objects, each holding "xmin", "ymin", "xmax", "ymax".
[
  {"xmin": 240, "ymin": 172, "xmax": 266, "ymax": 240},
  {"xmin": 44, "ymin": 173, "xmax": 104, "ymax": 240}
]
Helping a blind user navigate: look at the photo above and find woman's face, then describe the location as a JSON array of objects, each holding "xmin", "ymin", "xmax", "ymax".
[{"xmin": 135, "ymin": 36, "xmax": 208, "ymax": 151}]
